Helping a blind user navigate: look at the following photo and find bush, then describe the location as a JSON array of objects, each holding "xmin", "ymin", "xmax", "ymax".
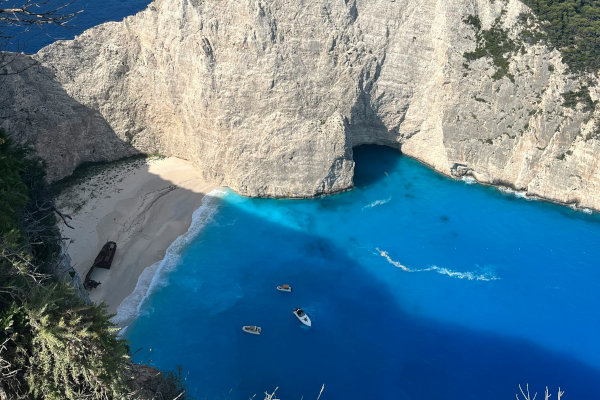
[
  {"xmin": 463, "ymin": 16, "xmax": 516, "ymax": 82},
  {"xmin": 0, "ymin": 130, "xmax": 131, "ymax": 399},
  {"xmin": 521, "ymin": 0, "xmax": 600, "ymax": 74}
]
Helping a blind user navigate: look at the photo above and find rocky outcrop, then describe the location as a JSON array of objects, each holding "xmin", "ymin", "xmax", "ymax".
[
  {"xmin": 2, "ymin": 0, "xmax": 599, "ymax": 207},
  {"xmin": 126, "ymin": 363, "xmax": 186, "ymax": 400},
  {"xmin": 54, "ymin": 244, "xmax": 90, "ymax": 303}
]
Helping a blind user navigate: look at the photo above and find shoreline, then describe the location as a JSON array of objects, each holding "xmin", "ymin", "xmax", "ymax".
[
  {"xmin": 57, "ymin": 152, "xmax": 597, "ymax": 329},
  {"xmin": 112, "ymin": 188, "xmax": 225, "ymax": 329},
  {"xmin": 57, "ymin": 157, "xmax": 219, "ymax": 320},
  {"xmin": 398, "ymin": 151, "xmax": 599, "ymax": 215}
]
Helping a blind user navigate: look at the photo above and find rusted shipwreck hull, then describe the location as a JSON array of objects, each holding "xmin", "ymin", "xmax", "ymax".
[
  {"xmin": 92, "ymin": 241, "xmax": 117, "ymax": 269},
  {"xmin": 84, "ymin": 241, "xmax": 117, "ymax": 290}
]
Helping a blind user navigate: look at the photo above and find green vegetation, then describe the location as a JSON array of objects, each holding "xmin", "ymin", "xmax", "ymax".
[
  {"xmin": 562, "ymin": 85, "xmax": 598, "ymax": 112},
  {"xmin": 52, "ymin": 154, "xmax": 149, "ymax": 197},
  {"xmin": 517, "ymin": 12, "xmax": 547, "ymax": 46},
  {"xmin": 463, "ymin": 15, "xmax": 516, "ymax": 82},
  {"xmin": 0, "ymin": 130, "xmax": 133, "ymax": 399},
  {"xmin": 519, "ymin": 2, "xmax": 600, "ymax": 112},
  {"xmin": 521, "ymin": 0, "xmax": 600, "ymax": 74},
  {"xmin": 464, "ymin": 3, "xmax": 600, "ymax": 112}
]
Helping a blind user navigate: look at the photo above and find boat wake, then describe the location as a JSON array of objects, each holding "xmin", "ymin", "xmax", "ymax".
[
  {"xmin": 362, "ymin": 197, "xmax": 392, "ymax": 210},
  {"xmin": 376, "ymin": 248, "xmax": 499, "ymax": 281},
  {"xmin": 112, "ymin": 188, "xmax": 226, "ymax": 331}
]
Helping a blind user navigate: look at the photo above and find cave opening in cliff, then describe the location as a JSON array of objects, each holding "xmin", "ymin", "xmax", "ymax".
[{"xmin": 352, "ymin": 144, "xmax": 402, "ymax": 188}]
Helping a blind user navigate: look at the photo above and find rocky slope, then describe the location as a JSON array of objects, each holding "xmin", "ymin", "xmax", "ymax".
[{"xmin": 2, "ymin": 0, "xmax": 599, "ymax": 208}]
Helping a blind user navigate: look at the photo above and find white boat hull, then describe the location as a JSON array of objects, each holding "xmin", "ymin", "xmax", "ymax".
[
  {"xmin": 277, "ymin": 286, "xmax": 292, "ymax": 292},
  {"xmin": 242, "ymin": 326, "xmax": 261, "ymax": 335},
  {"xmin": 293, "ymin": 309, "xmax": 312, "ymax": 327}
]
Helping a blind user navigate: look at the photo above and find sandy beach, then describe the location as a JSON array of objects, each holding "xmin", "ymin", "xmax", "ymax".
[{"xmin": 57, "ymin": 157, "xmax": 218, "ymax": 317}]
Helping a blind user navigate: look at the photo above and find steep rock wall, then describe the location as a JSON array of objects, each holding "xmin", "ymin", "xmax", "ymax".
[{"xmin": 2, "ymin": 0, "xmax": 599, "ymax": 208}]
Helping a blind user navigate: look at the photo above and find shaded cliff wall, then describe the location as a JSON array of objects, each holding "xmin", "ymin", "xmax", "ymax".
[
  {"xmin": 2, "ymin": 0, "xmax": 599, "ymax": 208},
  {"xmin": 0, "ymin": 55, "xmax": 138, "ymax": 181}
]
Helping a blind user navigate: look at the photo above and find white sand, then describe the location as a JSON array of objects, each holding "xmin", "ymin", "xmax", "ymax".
[{"xmin": 57, "ymin": 157, "xmax": 218, "ymax": 315}]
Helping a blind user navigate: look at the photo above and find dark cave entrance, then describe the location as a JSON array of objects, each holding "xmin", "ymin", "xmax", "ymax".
[{"xmin": 352, "ymin": 144, "xmax": 402, "ymax": 189}]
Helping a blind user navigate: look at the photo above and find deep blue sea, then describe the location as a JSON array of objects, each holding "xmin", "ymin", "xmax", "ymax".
[
  {"xmin": 125, "ymin": 146, "xmax": 600, "ymax": 399},
  {"xmin": 2, "ymin": 0, "xmax": 151, "ymax": 53}
]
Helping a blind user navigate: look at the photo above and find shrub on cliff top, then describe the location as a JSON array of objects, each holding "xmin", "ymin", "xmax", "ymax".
[{"xmin": 521, "ymin": 0, "xmax": 600, "ymax": 74}]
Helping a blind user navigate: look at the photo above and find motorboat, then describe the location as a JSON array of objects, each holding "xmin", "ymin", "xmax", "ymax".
[
  {"xmin": 276, "ymin": 284, "xmax": 292, "ymax": 292},
  {"xmin": 242, "ymin": 325, "xmax": 261, "ymax": 335},
  {"xmin": 293, "ymin": 308, "xmax": 311, "ymax": 327}
]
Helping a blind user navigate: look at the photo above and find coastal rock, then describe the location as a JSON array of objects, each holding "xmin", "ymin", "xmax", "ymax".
[
  {"xmin": 2, "ymin": 0, "xmax": 600, "ymax": 208},
  {"xmin": 54, "ymin": 244, "xmax": 90, "ymax": 303},
  {"xmin": 126, "ymin": 363, "xmax": 185, "ymax": 399}
]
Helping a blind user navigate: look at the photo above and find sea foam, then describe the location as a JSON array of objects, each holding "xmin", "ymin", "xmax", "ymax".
[
  {"xmin": 362, "ymin": 197, "xmax": 392, "ymax": 210},
  {"xmin": 497, "ymin": 186, "xmax": 530, "ymax": 199},
  {"xmin": 112, "ymin": 188, "xmax": 226, "ymax": 330},
  {"xmin": 376, "ymin": 248, "xmax": 499, "ymax": 281}
]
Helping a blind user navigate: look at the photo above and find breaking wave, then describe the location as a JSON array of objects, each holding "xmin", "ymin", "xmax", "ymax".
[
  {"xmin": 497, "ymin": 186, "xmax": 530, "ymax": 199},
  {"xmin": 376, "ymin": 248, "xmax": 499, "ymax": 281},
  {"xmin": 112, "ymin": 188, "xmax": 226, "ymax": 331}
]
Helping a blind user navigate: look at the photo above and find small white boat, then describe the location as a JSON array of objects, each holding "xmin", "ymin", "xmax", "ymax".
[
  {"xmin": 242, "ymin": 325, "xmax": 261, "ymax": 335},
  {"xmin": 276, "ymin": 284, "xmax": 292, "ymax": 292},
  {"xmin": 293, "ymin": 308, "xmax": 311, "ymax": 327}
]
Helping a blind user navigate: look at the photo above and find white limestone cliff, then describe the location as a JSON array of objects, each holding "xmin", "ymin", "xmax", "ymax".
[{"xmin": 2, "ymin": 0, "xmax": 599, "ymax": 208}]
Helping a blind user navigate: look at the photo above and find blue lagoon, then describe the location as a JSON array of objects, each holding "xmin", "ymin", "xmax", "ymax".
[{"xmin": 125, "ymin": 146, "xmax": 600, "ymax": 399}]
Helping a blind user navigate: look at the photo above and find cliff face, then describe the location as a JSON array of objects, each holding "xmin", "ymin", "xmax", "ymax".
[
  {"xmin": 55, "ymin": 244, "xmax": 91, "ymax": 303},
  {"xmin": 0, "ymin": 55, "xmax": 137, "ymax": 181},
  {"xmin": 2, "ymin": 0, "xmax": 600, "ymax": 207}
]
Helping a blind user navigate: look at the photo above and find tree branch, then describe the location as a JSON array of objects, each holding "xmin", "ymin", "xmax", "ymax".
[
  {"xmin": 52, "ymin": 206, "xmax": 74, "ymax": 229},
  {"xmin": 0, "ymin": 1, "xmax": 81, "ymax": 27}
]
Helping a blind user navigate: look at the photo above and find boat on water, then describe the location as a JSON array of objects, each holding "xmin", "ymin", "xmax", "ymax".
[
  {"xmin": 242, "ymin": 325, "xmax": 261, "ymax": 335},
  {"xmin": 276, "ymin": 284, "xmax": 292, "ymax": 292},
  {"xmin": 293, "ymin": 308, "xmax": 311, "ymax": 327}
]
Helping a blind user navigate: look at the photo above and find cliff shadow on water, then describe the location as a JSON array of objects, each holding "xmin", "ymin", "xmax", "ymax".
[{"xmin": 125, "ymin": 192, "xmax": 600, "ymax": 400}]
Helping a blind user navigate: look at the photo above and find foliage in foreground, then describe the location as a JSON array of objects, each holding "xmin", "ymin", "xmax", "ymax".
[{"xmin": 0, "ymin": 130, "xmax": 132, "ymax": 399}]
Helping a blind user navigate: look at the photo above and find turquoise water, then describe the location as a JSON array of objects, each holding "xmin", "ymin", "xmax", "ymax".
[{"xmin": 126, "ymin": 146, "xmax": 600, "ymax": 399}]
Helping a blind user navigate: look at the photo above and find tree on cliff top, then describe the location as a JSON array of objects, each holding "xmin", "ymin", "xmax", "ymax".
[{"xmin": 520, "ymin": 0, "xmax": 600, "ymax": 74}]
